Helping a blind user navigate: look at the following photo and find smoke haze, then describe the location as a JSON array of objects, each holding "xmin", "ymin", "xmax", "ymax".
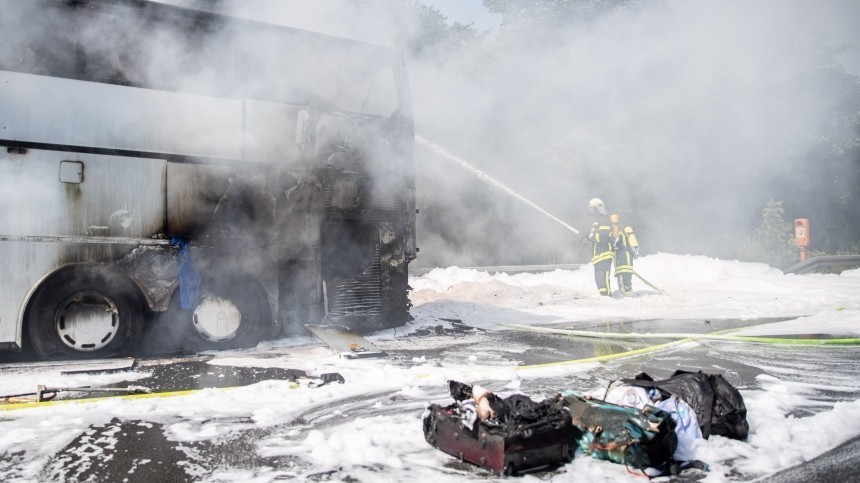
[
  {"xmin": 10, "ymin": 0, "xmax": 860, "ymax": 268},
  {"xmin": 198, "ymin": 0, "xmax": 859, "ymax": 267},
  {"xmin": 406, "ymin": 0, "xmax": 859, "ymax": 266}
]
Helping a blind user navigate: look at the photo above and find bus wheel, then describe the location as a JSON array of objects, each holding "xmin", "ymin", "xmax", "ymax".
[
  {"xmin": 27, "ymin": 266, "xmax": 144, "ymax": 360},
  {"xmin": 168, "ymin": 276, "xmax": 271, "ymax": 351}
]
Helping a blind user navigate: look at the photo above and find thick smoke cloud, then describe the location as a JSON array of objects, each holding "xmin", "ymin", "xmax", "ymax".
[
  {"xmin": 191, "ymin": 0, "xmax": 859, "ymax": 267},
  {"xmin": 9, "ymin": 0, "xmax": 857, "ymax": 268},
  {"xmin": 405, "ymin": 0, "xmax": 859, "ymax": 266}
]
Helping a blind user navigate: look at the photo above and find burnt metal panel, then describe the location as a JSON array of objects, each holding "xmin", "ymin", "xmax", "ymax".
[
  {"xmin": 116, "ymin": 245, "xmax": 179, "ymax": 311},
  {"xmin": 328, "ymin": 247, "xmax": 383, "ymax": 318},
  {"xmin": 320, "ymin": 220, "xmax": 411, "ymax": 332},
  {"xmin": 166, "ymin": 162, "xmax": 234, "ymax": 237},
  {"xmin": 322, "ymin": 171, "xmax": 405, "ymax": 217}
]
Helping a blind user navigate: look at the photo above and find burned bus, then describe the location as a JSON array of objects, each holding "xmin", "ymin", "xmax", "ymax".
[{"xmin": 0, "ymin": 0, "xmax": 416, "ymax": 359}]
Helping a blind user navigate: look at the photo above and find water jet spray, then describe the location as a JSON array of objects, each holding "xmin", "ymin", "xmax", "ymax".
[{"xmin": 415, "ymin": 135, "xmax": 580, "ymax": 235}]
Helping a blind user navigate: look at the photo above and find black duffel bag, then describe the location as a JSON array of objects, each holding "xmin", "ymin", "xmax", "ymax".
[{"xmin": 619, "ymin": 370, "xmax": 749, "ymax": 440}]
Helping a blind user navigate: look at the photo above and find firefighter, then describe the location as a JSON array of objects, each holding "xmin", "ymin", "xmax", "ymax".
[
  {"xmin": 610, "ymin": 214, "xmax": 639, "ymax": 293},
  {"xmin": 586, "ymin": 198, "xmax": 614, "ymax": 296}
]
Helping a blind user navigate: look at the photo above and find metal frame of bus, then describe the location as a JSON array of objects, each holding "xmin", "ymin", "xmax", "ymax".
[{"xmin": 0, "ymin": 0, "xmax": 416, "ymax": 359}]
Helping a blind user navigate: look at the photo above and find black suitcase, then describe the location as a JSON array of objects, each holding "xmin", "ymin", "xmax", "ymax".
[{"xmin": 423, "ymin": 382, "xmax": 576, "ymax": 475}]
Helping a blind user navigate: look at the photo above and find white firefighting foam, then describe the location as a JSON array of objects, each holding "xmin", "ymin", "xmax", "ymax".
[{"xmin": 0, "ymin": 254, "xmax": 858, "ymax": 482}]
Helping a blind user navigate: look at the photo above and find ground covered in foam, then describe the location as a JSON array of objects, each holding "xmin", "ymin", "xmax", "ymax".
[{"xmin": 1, "ymin": 254, "xmax": 858, "ymax": 482}]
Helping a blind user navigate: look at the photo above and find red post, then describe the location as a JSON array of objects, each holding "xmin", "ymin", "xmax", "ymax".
[{"xmin": 794, "ymin": 219, "xmax": 810, "ymax": 262}]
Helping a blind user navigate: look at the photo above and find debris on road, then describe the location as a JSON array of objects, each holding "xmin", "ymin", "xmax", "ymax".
[
  {"xmin": 423, "ymin": 370, "xmax": 746, "ymax": 477},
  {"xmin": 0, "ymin": 357, "xmax": 345, "ymax": 408},
  {"xmin": 423, "ymin": 381, "xmax": 575, "ymax": 475},
  {"xmin": 306, "ymin": 324, "xmax": 388, "ymax": 359},
  {"xmin": 609, "ymin": 370, "xmax": 749, "ymax": 440},
  {"xmin": 561, "ymin": 390, "xmax": 677, "ymax": 475},
  {"xmin": 1, "ymin": 384, "xmax": 152, "ymax": 403}
]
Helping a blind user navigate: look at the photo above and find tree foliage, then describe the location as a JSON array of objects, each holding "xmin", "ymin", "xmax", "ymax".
[
  {"xmin": 738, "ymin": 200, "xmax": 798, "ymax": 269},
  {"xmin": 407, "ymin": 1, "xmax": 488, "ymax": 58}
]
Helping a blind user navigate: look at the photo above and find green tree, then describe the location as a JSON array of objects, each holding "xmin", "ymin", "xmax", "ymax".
[
  {"xmin": 738, "ymin": 200, "xmax": 798, "ymax": 269},
  {"xmin": 408, "ymin": 2, "xmax": 487, "ymax": 58}
]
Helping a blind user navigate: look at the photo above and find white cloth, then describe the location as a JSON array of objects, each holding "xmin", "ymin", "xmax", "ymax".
[
  {"xmin": 605, "ymin": 383, "xmax": 704, "ymax": 462},
  {"xmin": 604, "ymin": 384, "xmax": 653, "ymax": 409},
  {"xmin": 456, "ymin": 400, "xmax": 478, "ymax": 430},
  {"xmin": 656, "ymin": 396, "xmax": 702, "ymax": 462}
]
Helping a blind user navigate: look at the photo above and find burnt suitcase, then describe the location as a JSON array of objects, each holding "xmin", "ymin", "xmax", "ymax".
[
  {"xmin": 561, "ymin": 390, "xmax": 677, "ymax": 470},
  {"xmin": 423, "ymin": 399, "xmax": 576, "ymax": 475}
]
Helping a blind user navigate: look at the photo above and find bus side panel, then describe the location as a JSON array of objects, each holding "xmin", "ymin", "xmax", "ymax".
[
  {"xmin": 165, "ymin": 161, "xmax": 283, "ymax": 327},
  {"xmin": 243, "ymin": 100, "xmax": 306, "ymax": 164},
  {"xmin": 0, "ymin": 70, "xmax": 243, "ymax": 160},
  {"xmin": 0, "ymin": 244, "xmax": 53, "ymax": 349},
  {"xmin": 166, "ymin": 162, "xmax": 235, "ymax": 238},
  {"xmin": 0, "ymin": 148, "xmax": 166, "ymax": 347}
]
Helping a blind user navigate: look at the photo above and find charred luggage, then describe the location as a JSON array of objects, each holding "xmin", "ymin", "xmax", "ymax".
[
  {"xmin": 422, "ymin": 381, "xmax": 576, "ymax": 475},
  {"xmin": 618, "ymin": 370, "xmax": 749, "ymax": 440},
  {"xmin": 561, "ymin": 390, "xmax": 678, "ymax": 471}
]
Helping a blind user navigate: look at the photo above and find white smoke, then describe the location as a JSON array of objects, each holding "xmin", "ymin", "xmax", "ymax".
[
  {"xmin": 402, "ymin": 0, "xmax": 860, "ymax": 264},
  {"xmin": 7, "ymin": 0, "xmax": 858, "ymax": 266}
]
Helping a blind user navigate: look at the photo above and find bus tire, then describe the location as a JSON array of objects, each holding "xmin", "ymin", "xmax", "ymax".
[
  {"xmin": 167, "ymin": 276, "xmax": 271, "ymax": 351},
  {"xmin": 27, "ymin": 265, "xmax": 144, "ymax": 360}
]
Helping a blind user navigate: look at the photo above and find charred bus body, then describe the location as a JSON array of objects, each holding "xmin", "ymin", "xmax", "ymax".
[{"xmin": 0, "ymin": 0, "xmax": 416, "ymax": 359}]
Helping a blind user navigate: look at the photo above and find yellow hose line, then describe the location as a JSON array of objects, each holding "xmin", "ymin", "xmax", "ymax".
[
  {"xmin": 0, "ymin": 387, "xmax": 234, "ymax": 412},
  {"xmin": 8, "ymin": 322, "xmax": 853, "ymax": 410},
  {"xmin": 504, "ymin": 323, "xmax": 860, "ymax": 346},
  {"xmin": 515, "ymin": 338, "xmax": 694, "ymax": 371}
]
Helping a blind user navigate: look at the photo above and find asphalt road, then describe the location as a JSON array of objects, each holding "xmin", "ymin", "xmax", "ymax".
[{"xmin": 2, "ymin": 317, "xmax": 859, "ymax": 482}]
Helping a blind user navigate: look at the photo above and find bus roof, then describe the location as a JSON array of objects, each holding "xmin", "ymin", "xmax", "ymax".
[{"xmin": 1, "ymin": 0, "xmax": 403, "ymax": 107}]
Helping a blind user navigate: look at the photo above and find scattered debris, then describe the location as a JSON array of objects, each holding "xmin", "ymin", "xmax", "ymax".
[
  {"xmin": 1, "ymin": 384, "xmax": 152, "ymax": 403},
  {"xmin": 423, "ymin": 381, "xmax": 575, "ymax": 475},
  {"xmin": 561, "ymin": 390, "xmax": 677, "ymax": 475},
  {"xmin": 0, "ymin": 358, "xmax": 345, "ymax": 407},
  {"xmin": 611, "ymin": 370, "xmax": 749, "ymax": 440},
  {"xmin": 306, "ymin": 324, "xmax": 387, "ymax": 359},
  {"xmin": 424, "ymin": 370, "xmax": 745, "ymax": 477},
  {"xmin": 409, "ymin": 319, "xmax": 485, "ymax": 337},
  {"xmin": 59, "ymin": 357, "xmax": 137, "ymax": 375}
]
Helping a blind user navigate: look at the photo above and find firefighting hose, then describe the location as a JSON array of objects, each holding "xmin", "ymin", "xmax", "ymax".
[
  {"xmin": 503, "ymin": 323, "xmax": 860, "ymax": 346},
  {"xmin": 607, "ymin": 216, "xmax": 666, "ymax": 294},
  {"xmin": 631, "ymin": 270, "xmax": 665, "ymax": 294},
  {"xmin": 1, "ymin": 384, "xmax": 152, "ymax": 403}
]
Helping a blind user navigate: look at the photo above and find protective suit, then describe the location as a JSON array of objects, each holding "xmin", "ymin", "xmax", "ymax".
[
  {"xmin": 587, "ymin": 198, "xmax": 614, "ymax": 296},
  {"xmin": 610, "ymin": 214, "xmax": 639, "ymax": 293}
]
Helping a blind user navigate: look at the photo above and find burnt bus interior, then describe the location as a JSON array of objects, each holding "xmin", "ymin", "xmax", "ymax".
[{"xmin": 0, "ymin": 0, "xmax": 416, "ymax": 359}]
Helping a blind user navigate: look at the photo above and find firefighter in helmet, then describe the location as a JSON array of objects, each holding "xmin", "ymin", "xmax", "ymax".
[
  {"xmin": 610, "ymin": 213, "xmax": 639, "ymax": 293},
  {"xmin": 586, "ymin": 198, "xmax": 614, "ymax": 296}
]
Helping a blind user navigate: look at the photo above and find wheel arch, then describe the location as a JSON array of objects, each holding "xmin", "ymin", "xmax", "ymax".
[
  {"xmin": 20, "ymin": 262, "xmax": 149, "ymax": 333},
  {"xmin": 161, "ymin": 272, "xmax": 275, "ymax": 350}
]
